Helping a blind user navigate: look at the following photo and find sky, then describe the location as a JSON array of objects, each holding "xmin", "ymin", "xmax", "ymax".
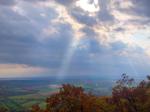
[{"xmin": 0, "ymin": 0, "xmax": 150, "ymax": 78}]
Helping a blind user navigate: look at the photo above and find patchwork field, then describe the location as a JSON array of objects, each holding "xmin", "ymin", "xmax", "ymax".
[{"xmin": 0, "ymin": 78, "xmax": 114, "ymax": 111}]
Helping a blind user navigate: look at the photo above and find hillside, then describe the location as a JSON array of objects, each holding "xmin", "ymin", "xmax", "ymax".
[
  {"xmin": 1, "ymin": 74, "xmax": 150, "ymax": 112},
  {"xmin": 0, "ymin": 78, "xmax": 113, "ymax": 112},
  {"xmin": 31, "ymin": 74, "xmax": 150, "ymax": 112}
]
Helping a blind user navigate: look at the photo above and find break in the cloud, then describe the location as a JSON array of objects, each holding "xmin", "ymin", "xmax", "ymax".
[
  {"xmin": 0, "ymin": 64, "xmax": 50, "ymax": 78},
  {"xmin": 0, "ymin": 0, "xmax": 150, "ymax": 78}
]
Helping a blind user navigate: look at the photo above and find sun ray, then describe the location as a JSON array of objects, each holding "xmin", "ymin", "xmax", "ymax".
[{"xmin": 58, "ymin": 37, "xmax": 80, "ymax": 80}]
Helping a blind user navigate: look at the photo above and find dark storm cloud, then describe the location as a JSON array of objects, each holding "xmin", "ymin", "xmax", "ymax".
[
  {"xmin": 66, "ymin": 37, "xmax": 140, "ymax": 77},
  {"xmin": 0, "ymin": 0, "xmax": 48, "ymax": 6},
  {"xmin": 0, "ymin": 0, "xmax": 150, "ymax": 77},
  {"xmin": 132, "ymin": 0, "xmax": 150, "ymax": 18},
  {"xmin": 71, "ymin": 0, "xmax": 114, "ymax": 25},
  {"xmin": 114, "ymin": 0, "xmax": 150, "ymax": 23},
  {"xmin": 55, "ymin": 0, "xmax": 75, "ymax": 6},
  {"xmin": 114, "ymin": 27, "xmax": 124, "ymax": 32},
  {"xmin": 71, "ymin": 8, "xmax": 97, "ymax": 26},
  {"xmin": 98, "ymin": 0, "xmax": 114, "ymax": 22},
  {"xmin": 0, "ymin": 21, "xmax": 73, "ymax": 68},
  {"xmin": 0, "ymin": 1, "xmax": 73, "ymax": 69},
  {"xmin": 81, "ymin": 27, "xmax": 97, "ymax": 37},
  {"xmin": 66, "ymin": 38, "xmax": 107, "ymax": 75},
  {"xmin": 0, "ymin": 0, "xmax": 16, "ymax": 6},
  {"xmin": 55, "ymin": 0, "xmax": 114, "ymax": 27}
]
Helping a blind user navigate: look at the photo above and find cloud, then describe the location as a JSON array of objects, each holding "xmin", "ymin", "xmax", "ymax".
[
  {"xmin": 55, "ymin": 0, "xmax": 75, "ymax": 6},
  {"xmin": 132, "ymin": 0, "xmax": 150, "ymax": 18},
  {"xmin": 76, "ymin": 0, "xmax": 100, "ymax": 13},
  {"xmin": 71, "ymin": 9, "xmax": 97, "ymax": 26},
  {"xmin": 0, "ymin": 0, "xmax": 150, "ymax": 78},
  {"xmin": 0, "ymin": 1, "xmax": 73, "ymax": 70},
  {"xmin": 0, "ymin": 0, "xmax": 16, "ymax": 6},
  {"xmin": 0, "ymin": 64, "xmax": 49, "ymax": 78},
  {"xmin": 97, "ymin": 0, "xmax": 114, "ymax": 22}
]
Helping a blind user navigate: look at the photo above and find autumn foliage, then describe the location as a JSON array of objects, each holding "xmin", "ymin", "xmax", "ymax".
[
  {"xmin": 111, "ymin": 74, "xmax": 150, "ymax": 112},
  {"xmin": 32, "ymin": 84, "xmax": 102, "ymax": 112},
  {"xmin": 30, "ymin": 74, "xmax": 150, "ymax": 112}
]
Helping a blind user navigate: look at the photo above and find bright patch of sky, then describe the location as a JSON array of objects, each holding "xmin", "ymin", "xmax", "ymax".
[{"xmin": 76, "ymin": 0, "xmax": 100, "ymax": 13}]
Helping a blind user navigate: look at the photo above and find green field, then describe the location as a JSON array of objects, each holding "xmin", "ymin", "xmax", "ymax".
[
  {"xmin": 0, "ymin": 79, "xmax": 113, "ymax": 111},
  {"xmin": 0, "ymin": 83, "xmax": 60, "ymax": 111}
]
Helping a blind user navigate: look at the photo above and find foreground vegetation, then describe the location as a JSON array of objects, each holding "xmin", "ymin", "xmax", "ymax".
[
  {"xmin": 1, "ymin": 74, "xmax": 150, "ymax": 112},
  {"xmin": 31, "ymin": 74, "xmax": 150, "ymax": 112},
  {"xmin": 0, "ymin": 78, "xmax": 112, "ymax": 112}
]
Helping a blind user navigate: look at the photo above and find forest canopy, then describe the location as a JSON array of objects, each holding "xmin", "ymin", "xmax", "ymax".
[{"xmin": 30, "ymin": 74, "xmax": 150, "ymax": 112}]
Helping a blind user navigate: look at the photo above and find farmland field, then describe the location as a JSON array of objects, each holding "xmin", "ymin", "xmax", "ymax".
[{"xmin": 0, "ymin": 77, "xmax": 114, "ymax": 111}]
